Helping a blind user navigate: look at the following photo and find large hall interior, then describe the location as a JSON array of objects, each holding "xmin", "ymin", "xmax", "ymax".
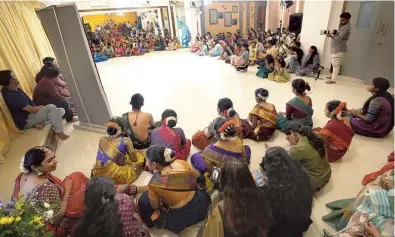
[{"xmin": 0, "ymin": 0, "xmax": 394, "ymax": 237}]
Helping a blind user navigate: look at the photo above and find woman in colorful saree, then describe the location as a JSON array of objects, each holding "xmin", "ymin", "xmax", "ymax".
[
  {"xmin": 151, "ymin": 109, "xmax": 191, "ymax": 161},
  {"xmin": 258, "ymin": 147, "xmax": 313, "ymax": 237},
  {"xmin": 92, "ymin": 117, "xmax": 145, "ymax": 184},
  {"xmin": 190, "ymin": 36, "xmax": 201, "ymax": 53},
  {"xmin": 199, "ymin": 160, "xmax": 272, "ymax": 237},
  {"xmin": 277, "ymin": 79, "xmax": 314, "ymax": 132},
  {"xmin": 72, "ymin": 176, "xmax": 150, "ymax": 237},
  {"xmin": 192, "ymin": 98, "xmax": 242, "ymax": 150},
  {"xmin": 241, "ymin": 88, "xmax": 277, "ymax": 141},
  {"xmin": 191, "ymin": 118, "xmax": 251, "ymax": 191},
  {"xmin": 347, "ymin": 77, "xmax": 394, "ymax": 138},
  {"xmin": 138, "ymin": 145, "xmax": 211, "ymax": 234},
  {"xmin": 12, "ymin": 146, "xmax": 90, "ymax": 237},
  {"xmin": 314, "ymin": 100, "xmax": 354, "ymax": 162},
  {"xmin": 285, "ymin": 122, "xmax": 331, "ymax": 190}
]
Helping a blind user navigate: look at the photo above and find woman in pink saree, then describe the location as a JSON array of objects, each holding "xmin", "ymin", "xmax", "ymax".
[{"xmin": 151, "ymin": 109, "xmax": 191, "ymax": 161}]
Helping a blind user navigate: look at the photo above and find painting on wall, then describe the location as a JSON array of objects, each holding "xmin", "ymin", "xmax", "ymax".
[
  {"xmin": 232, "ymin": 6, "xmax": 238, "ymax": 13},
  {"xmin": 224, "ymin": 12, "xmax": 232, "ymax": 27},
  {"xmin": 232, "ymin": 19, "xmax": 237, "ymax": 26},
  {"xmin": 218, "ymin": 12, "xmax": 224, "ymax": 19},
  {"xmin": 209, "ymin": 9, "xmax": 218, "ymax": 25}
]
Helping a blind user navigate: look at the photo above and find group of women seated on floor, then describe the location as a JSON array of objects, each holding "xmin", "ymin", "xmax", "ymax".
[{"xmin": 8, "ymin": 75, "xmax": 394, "ymax": 236}]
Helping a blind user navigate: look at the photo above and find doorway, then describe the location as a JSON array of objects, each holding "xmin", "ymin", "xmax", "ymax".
[{"xmin": 342, "ymin": 1, "xmax": 394, "ymax": 86}]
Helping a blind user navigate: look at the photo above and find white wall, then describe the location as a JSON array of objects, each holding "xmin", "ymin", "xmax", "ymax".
[
  {"xmin": 299, "ymin": 1, "xmax": 332, "ymax": 65},
  {"xmin": 321, "ymin": 0, "xmax": 344, "ymax": 68}
]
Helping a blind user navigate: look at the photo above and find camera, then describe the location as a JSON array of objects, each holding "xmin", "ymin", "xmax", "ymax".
[{"xmin": 320, "ymin": 29, "xmax": 338, "ymax": 35}]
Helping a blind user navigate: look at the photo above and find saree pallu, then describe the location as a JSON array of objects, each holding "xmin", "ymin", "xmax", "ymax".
[
  {"xmin": 152, "ymin": 126, "xmax": 191, "ymax": 161},
  {"xmin": 138, "ymin": 172, "xmax": 210, "ymax": 234},
  {"xmin": 191, "ymin": 142, "xmax": 251, "ymax": 174},
  {"xmin": 256, "ymin": 65, "xmax": 274, "ymax": 79},
  {"xmin": 351, "ymin": 97, "xmax": 393, "ymax": 138},
  {"xmin": 320, "ymin": 119, "xmax": 354, "ymax": 162},
  {"xmin": 190, "ymin": 43, "xmax": 201, "ymax": 53},
  {"xmin": 92, "ymin": 138, "xmax": 145, "ymax": 184},
  {"xmin": 277, "ymin": 97, "xmax": 314, "ymax": 132},
  {"xmin": 241, "ymin": 104, "xmax": 277, "ymax": 141},
  {"xmin": 13, "ymin": 172, "xmax": 89, "ymax": 237}
]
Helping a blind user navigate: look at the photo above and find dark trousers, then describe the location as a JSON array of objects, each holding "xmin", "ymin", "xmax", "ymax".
[{"xmin": 43, "ymin": 99, "xmax": 73, "ymax": 122}]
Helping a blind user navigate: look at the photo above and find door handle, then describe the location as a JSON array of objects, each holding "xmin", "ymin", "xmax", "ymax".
[
  {"xmin": 382, "ymin": 21, "xmax": 389, "ymax": 36},
  {"xmin": 376, "ymin": 20, "xmax": 382, "ymax": 34}
]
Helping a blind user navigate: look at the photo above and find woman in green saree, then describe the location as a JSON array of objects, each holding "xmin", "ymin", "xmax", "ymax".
[
  {"xmin": 285, "ymin": 121, "xmax": 331, "ymax": 190},
  {"xmin": 277, "ymin": 79, "xmax": 314, "ymax": 132}
]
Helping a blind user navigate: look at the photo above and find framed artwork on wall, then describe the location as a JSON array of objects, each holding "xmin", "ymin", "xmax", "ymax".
[
  {"xmin": 224, "ymin": 12, "xmax": 232, "ymax": 27},
  {"xmin": 209, "ymin": 9, "xmax": 218, "ymax": 25},
  {"xmin": 232, "ymin": 19, "xmax": 237, "ymax": 25},
  {"xmin": 218, "ymin": 12, "xmax": 224, "ymax": 19},
  {"xmin": 232, "ymin": 6, "xmax": 238, "ymax": 13}
]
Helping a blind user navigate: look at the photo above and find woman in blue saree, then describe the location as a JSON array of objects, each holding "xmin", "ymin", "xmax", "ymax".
[{"xmin": 277, "ymin": 79, "xmax": 314, "ymax": 132}]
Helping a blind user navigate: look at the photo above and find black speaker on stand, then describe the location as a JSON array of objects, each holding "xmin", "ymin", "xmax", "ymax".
[{"xmin": 288, "ymin": 13, "xmax": 303, "ymax": 34}]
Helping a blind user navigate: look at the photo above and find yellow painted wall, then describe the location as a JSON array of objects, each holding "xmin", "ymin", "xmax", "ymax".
[
  {"xmin": 204, "ymin": 2, "xmax": 239, "ymax": 36},
  {"xmin": 83, "ymin": 12, "xmax": 137, "ymax": 27}
]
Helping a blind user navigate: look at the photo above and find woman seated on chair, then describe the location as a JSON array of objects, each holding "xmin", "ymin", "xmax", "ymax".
[
  {"xmin": 191, "ymin": 118, "xmax": 251, "ymax": 191},
  {"xmin": 241, "ymin": 88, "xmax": 277, "ymax": 141},
  {"xmin": 200, "ymin": 160, "xmax": 272, "ymax": 237},
  {"xmin": 13, "ymin": 146, "xmax": 90, "ymax": 237},
  {"xmin": 92, "ymin": 117, "xmax": 145, "ymax": 184},
  {"xmin": 277, "ymin": 79, "xmax": 314, "ymax": 132},
  {"xmin": 151, "ymin": 109, "xmax": 191, "ymax": 161},
  {"xmin": 138, "ymin": 145, "xmax": 211, "ymax": 234},
  {"xmin": 285, "ymin": 122, "xmax": 332, "ymax": 190},
  {"xmin": 192, "ymin": 98, "xmax": 242, "ymax": 150},
  {"xmin": 122, "ymin": 93, "xmax": 156, "ymax": 150},
  {"xmin": 259, "ymin": 147, "xmax": 313, "ymax": 237},
  {"xmin": 72, "ymin": 176, "xmax": 150, "ymax": 237},
  {"xmin": 347, "ymin": 77, "xmax": 394, "ymax": 138},
  {"xmin": 314, "ymin": 100, "xmax": 354, "ymax": 162},
  {"xmin": 296, "ymin": 46, "xmax": 320, "ymax": 77},
  {"xmin": 235, "ymin": 42, "xmax": 250, "ymax": 72}
]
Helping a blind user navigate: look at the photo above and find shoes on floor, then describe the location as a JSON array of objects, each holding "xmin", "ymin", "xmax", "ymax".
[{"xmin": 326, "ymin": 81, "xmax": 336, "ymax": 84}]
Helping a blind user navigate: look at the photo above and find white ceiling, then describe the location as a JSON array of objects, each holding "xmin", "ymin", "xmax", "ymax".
[{"xmin": 39, "ymin": 0, "xmax": 171, "ymax": 11}]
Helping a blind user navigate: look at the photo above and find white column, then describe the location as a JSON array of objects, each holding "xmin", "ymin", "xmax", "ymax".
[
  {"xmin": 299, "ymin": 0, "xmax": 336, "ymax": 67},
  {"xmin": 156, "ymin": 7, "xmax": 164, "ymax": 36},
  {"xmin": 167, "ymin": 2, "xmax": 175, "ymax": 37},
  {"xmin": 184, "ymin": 0, "xmax": 201, "ymax": 39}
]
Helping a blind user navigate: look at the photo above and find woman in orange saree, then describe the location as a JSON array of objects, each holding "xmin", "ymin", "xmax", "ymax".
[
  {"xmin": 315, "ymin": 101, "xmax": 354, "ymax": 162},
  {"xmin": 12, "ymin": 146, "xmax": 89, "ymax": 237},
  {"xmin": 241, "ymin": 88, "xmax": 277, "ymax": 141},
  {"xmin": 192, "ymin": 98, "xmax": 242, "ymax": 150}
]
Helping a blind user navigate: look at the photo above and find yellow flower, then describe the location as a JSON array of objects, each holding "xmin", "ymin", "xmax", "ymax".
[
  {"xmin": 14, "ymin": 201, "xmax": 24, "ymax": 211},
  {"xmin": 15, "ymin": 216, "xmax": 21, "ymax": 222},
  {"xmin": 0, "ymin": 217, "xmax": 8, "ymax": 225},
  {"xmin": 32, "ymin": 216, "xmax": 42, "ymax": 223},
  {"xmin": 7, "ymin": 217, "xmax": 15, "ymax": 223}
]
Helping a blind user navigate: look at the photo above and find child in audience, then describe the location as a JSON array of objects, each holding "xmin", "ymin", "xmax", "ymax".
[
  {"xmin": 235, "ymin": 42, "xmax": 250, "ymax": 72},
  {"xmin": 268, "ymin": 58, "xmax": 290, "ymax": 82},
  {"xmin": 256, "ymin": 54, "xmax": 275, "ymax": 79},
  {"xmin": 114, "ymin": 43, "xmax": 125, "ymax": 57},
  {"xmin": 249, "ymin": 40, "xmax": 258, "ymax": 66}
]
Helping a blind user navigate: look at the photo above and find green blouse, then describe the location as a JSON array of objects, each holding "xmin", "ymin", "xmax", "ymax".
[{"xmin": 289, "ymin": 137, "xmax": 331, "ymax": 189}]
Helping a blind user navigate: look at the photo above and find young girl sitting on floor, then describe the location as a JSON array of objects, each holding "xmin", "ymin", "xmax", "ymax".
[
  {"xmin": 235, "ymin": 42, "xmax": 250, "ymax": 72},
  {"xmin": 268, "ymin": 58, "xmax": 291, "ymax": 83}
]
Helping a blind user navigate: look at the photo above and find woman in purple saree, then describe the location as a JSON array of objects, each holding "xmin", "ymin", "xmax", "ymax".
[
  {"xmin": 191, "ymin": 118, "xmax": 251, "ymax": 191},
  {"xmin": 347, "ymin": 78, "xmax": 394, "ymax": 138}
]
